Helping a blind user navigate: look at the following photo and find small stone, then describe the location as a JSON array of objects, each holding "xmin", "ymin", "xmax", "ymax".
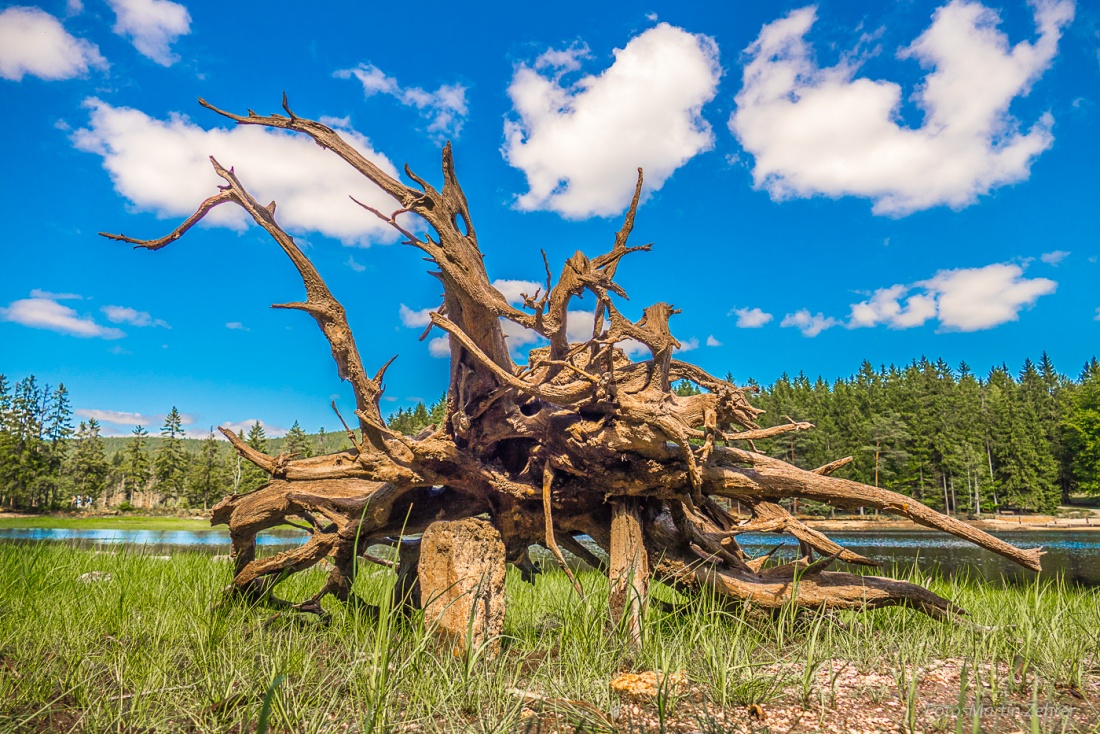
[
  {"xmin": 609, "ymin": 670, "xmax": 686, "ymax": 698},
  {"xmin": 79, "ymin": 571, "xmax": 112, "ymax": 583},
  {"xmin": 418, "ymin": 518, "xmax": 506, "ymax": 660}
]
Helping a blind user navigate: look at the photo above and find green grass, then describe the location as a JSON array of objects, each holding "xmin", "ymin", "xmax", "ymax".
[
  {"xmin": 0, "ymin": 545, "xmax": 1097, "ymax": 732},
  {"xmin": 0, "ymin": 515, "xmax": 215, "ymax": 532}
]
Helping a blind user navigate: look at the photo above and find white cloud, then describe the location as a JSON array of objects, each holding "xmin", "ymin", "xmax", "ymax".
[
  {"xmin": 504, "ymin": 23, "xmax": 721, "ymax": 218},
  {"xmin": 730, "ymin": 1, "xmax": 1074, "ymax": 216},
  {"xmin": 398, "ymin": 304, "xmax": 434, "ymax": 328},
  {"xmin": 102, "ymin": 304, "xmax": 169, "ymax": 328},
  {"xmin": 730, "ymin": 306, "xmax": 774, "ymax": 328},
  {"xmin": 847, "ymin": 262, "xmax": 1055, "ymax": 331},
  {"xmin": 922, "ymin": 263, "xmax": 1056, "ymax": 331},
  {"xmin": 336, "ymin": 64, "xmax": 468, "ymax": 139},
  {"xmin": 30, "ymin": 288, "xmax": 82, "ymax": 300},
  {"xmin": 346, "ymin": 255, "xmax": 367, "ymax": 272},
  {"xmin": 706, "ymin": 335, "xmax": 722, "ymax": 347},
  {"xmin": 1040, "ymin": 249, "xmax": 1069, "ymax": 265},
  {"xmin": 1, "ymin": 295, "xmax": 124, "ymax": 339},
  {"xmin": 428, "ymin": 335, "xmax": 450, "ymax": 358},
  {"xmin": 73, "ymin": 99, "xmax": 403, "ymax": 246},
  {"xmin": 218, "ymin": 419, "xmax": 287, "ymax": 438},
  {"xmin": 676, "ymin": 337, "xmax": 699, "ymax": 352},
  {"xmin": 76, "ymin": 408, "xmax": 158, "ymax": 426},
  {"xmin": 0, "ymin": 7, "xmax": 106, "ymax": 81},
  {"xmin": 1095, "ymin": 307, "xmax": 1100, "ymax": 322},
  {"xmin": 491, "ymin": 279, "xmax": 543, "ymax": 305},
  {"xmin": 780, "ymin": 310, "xmax": 838, "ymax": 337},
  {"xmin": 106, "ymin": 0, "xmax": 190, "ymax": 66},
  {"xmin": 225, "ymin": 321, "xmax": 249, "ymax": 331},
  {"xmin": 848, "ymin": 285, "xmax": 938, "ymax": 329}
]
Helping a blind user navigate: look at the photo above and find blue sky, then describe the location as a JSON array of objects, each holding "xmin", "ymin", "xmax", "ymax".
[{"xmin": 1, "ymin": 0, "xmax": 1097, "ymax": 438}]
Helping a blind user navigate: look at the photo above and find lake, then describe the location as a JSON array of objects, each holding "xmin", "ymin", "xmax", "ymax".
[{"xmin": 2, "ymin": 526, "xmax": 1098, "ymax": 586}]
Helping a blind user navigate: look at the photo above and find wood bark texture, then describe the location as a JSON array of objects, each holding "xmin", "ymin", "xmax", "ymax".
[{"xmin": 101, "ymin": 97, "xmax": 1045, "ymax": 624}]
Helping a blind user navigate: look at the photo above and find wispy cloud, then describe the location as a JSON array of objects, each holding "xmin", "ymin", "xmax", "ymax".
[
  {"xmin": 1040, "ymin": 250, "xmax": 1070, "ymax": 265},
  {"xmin": 102, "ymin": 305, "xmax": 169, "ymax": 328},
  {"xmin": 336, "ymin": 63, "xmax": 468, "ymax": 139},
  {"xmin": 225, "ymin": 321, "xmax": 249, "ymax": 331},
  {"xmin": 706, "ymin": 335, "xmax": 722, "ymax": 347}
]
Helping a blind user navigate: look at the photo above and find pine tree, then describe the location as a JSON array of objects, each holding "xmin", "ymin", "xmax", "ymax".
[
  {"xmin": 38, "ymin": 384, "xmax": 73, "ymax": 507},
  {"xmin": 70, "ymin": 419, "xmax": 109, "ymax": 504},
  {"xmin": 283, "ymin": 420, "xmax": 311, "ymax": 459},
  {"xmin": 0, "ymin": 374, "xmax": 15, "ymax": 507},
  {"xmin": 1064, "ymin": 359, "xmax": 1100, "ymax": 495},
  {"xmin": 124, "ymin": 425, "xmax": 151, "ymax": 501},
  {"xmin": 188, "ymin": 428, "xmax": 226, "ymax": 510},
  {"xmin": 155, "ymin": 407, "xmax": 189, "ymax": 501},
  {"xmin": 239, "ymin": 421, "xmax": 270, "ymax": 492}
]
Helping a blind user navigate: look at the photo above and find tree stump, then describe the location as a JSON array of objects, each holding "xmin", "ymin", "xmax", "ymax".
[
  {"xmin": 419, "ymin": 518, "xmax": 507, "ymax": 660},
  {"xmin": 609, "ymin": 498, "xmax": 648, "ymax": 646}
]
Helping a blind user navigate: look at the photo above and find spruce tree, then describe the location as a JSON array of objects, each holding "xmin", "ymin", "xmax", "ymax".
[
  {"xmin": 239, "ymin": 421, "xmax": 270, "ymax": 492},
  {"xmin": 124, "ymin": 425, "xmax": 151, "ymax": 501},
  {"xmin": 155, "ymin": 407, "xmax": 189, "ymax": 502},
  {"xmin": 70, "ymin": 419, "xmax": 109, "ymax": 504},
  {"xmin": 1064, "ymin": 359, "xmax": 1100, "ymax": 495},
  {"xmin": 39, "ymin": 384, "xmax": 73, "ymax": 507},
  {"xmin": 188, "ymin": 428, "xmax": 226, "ymax": 509},
  {"xmin": 283, "ymin": 420, "xmax": 311, "ymax": 459}
]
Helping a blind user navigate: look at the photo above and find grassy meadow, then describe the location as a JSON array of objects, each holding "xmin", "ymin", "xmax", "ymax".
[{"xmin": 0, "ymin": 544, "xmax": 1097, "ymax": 733}]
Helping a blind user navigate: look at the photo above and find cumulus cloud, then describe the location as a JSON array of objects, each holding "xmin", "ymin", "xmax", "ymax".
[
  {"xmin": 337, "ymin": 64, "xmax": 468, "ymax": 139},
  {"xmin": 73, "ymin": 99, "xmax": 403, "ymax": 246},
  {"xmin": 1, "ymin": 293, "xmax": 124, "ymax": 339},
  {"xmin": 730, "ymin": 306, "xmax": 774, "ymax": 328},
  {"xmin": 102, "ymin": 305, "xmax": 169, "ymax": 328},
  {"xmin": 428, "ymin": 336, "xmax": 450, "ymax": 358},
  {"xmin": 676, "ymin": 337, "xmax": 699, "ymax": 352},
  {"xmin": 399, "ymin": 304, "xmax": 434, "ymax": 328},
  {"xmin": 1040, "ymin": 249, "xmax": 1069, "ymax": 265},
  {"xmin": 492, "ymin": 279, "xmax": 543, "ymax": 305},
  {"xmin": 706, "ymin": 335, "xmax": 722, "ymax": 347},
  {"xmin": 0, "ymin": 6, "xmax": 106, "ymax": 81},
  {"xmin": 106, "ymin": 0, "xmax": 190, "ymax": 66},
  {"xmin": 504, "ymin": 23, "xmax": 721, "ymax": 218},
  {"xmin": 781, "ymin": 310, "xmax": 838, "ymax": 337},
  {"xmin": 846, "ymin": 263, "xmax": 1055, "ymax": 331},
  {"xmin": 730, "ymin": 1, "xmax": 1074, "ymax": 216}
]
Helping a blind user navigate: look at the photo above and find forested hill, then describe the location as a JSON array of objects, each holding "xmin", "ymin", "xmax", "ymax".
[{"xmin": 1, "ymin": 356, "xmax": 1097, "ymax": 512}]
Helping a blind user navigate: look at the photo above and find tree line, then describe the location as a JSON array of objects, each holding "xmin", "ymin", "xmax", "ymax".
[
  {"xmin": 0, "ymin": 374, "xmax": 338, "ymax": 510},
  {"xmin": 2, "ymin": 353, "xmax": 1097, "ymax": 513},
  {"xmin": 688, "ymin": 352, "xmax": 1098, "ymax": 514}
]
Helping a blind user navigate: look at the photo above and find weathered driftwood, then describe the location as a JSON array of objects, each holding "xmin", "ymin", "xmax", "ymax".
[{"xmin": 102, "ymin": 96, "xmax": 1044, "ymax": 632}]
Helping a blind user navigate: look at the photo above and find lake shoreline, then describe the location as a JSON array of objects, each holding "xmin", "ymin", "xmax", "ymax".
[{"xmin": 4, "ymin": 510, "xmax": 1099, "ymax": 533}]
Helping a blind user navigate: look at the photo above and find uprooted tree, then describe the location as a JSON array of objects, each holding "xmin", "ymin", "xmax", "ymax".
[{"xmin": 103, "ymin": 96, "xmax": 1044, "ymax": 635}]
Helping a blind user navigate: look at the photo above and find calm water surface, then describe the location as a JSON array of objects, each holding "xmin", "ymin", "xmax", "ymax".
[{"xmin": 2, "ymin": 526, "xmax": 1098, "ymax": 586}]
